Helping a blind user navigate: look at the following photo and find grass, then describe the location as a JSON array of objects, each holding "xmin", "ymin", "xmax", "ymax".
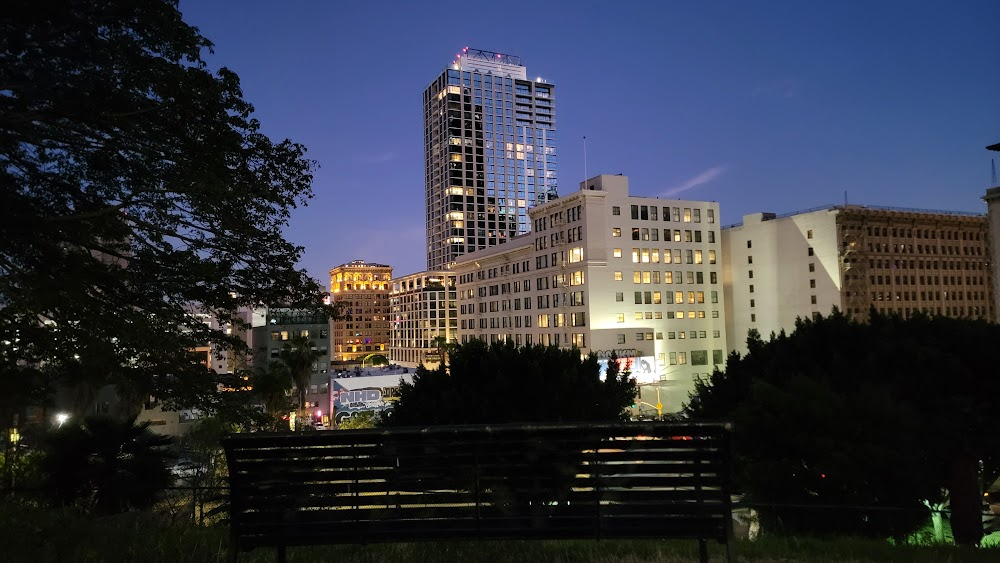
[{"xmin": 2, "ymin": 500, "xmax": 998, "ymax": 563}]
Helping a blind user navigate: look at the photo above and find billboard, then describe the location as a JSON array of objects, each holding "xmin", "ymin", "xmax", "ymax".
[
  {"xmin": 598, "ymin": 355, "xmax": 660, "ymax": 385},
  {"xmin": 329, "ymin": 373, "xmax": 414, "ymax": 425}
]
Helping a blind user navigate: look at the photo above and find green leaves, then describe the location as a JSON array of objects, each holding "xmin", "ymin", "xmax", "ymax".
[
  {"xmin": 39, "ymin": 414, "xmax": 175, "ymax": 514},
  {"xmin": 389, "ymin": 340, "xmax": 637, "ymax": 426},
  {"xmin": 0, "ymin": 1, "xmax": 332, "ymax": 411},
  {"xmin": 685, "ymin": 310, "xmax": 1000, "ymax": 539}
]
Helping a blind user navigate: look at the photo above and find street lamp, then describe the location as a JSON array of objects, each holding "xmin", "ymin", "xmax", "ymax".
[{"xmin": 54, "ymin": 413, "xmax": 69, "ymax": 427}]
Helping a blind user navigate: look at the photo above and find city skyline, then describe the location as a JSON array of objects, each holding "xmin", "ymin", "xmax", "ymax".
[{"xmin": 179, "ymin": 0, "xmax": 1000, "ymax": 283}]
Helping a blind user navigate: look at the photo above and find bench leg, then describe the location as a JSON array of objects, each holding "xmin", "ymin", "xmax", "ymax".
[
  {"xmin": 698, "ymin": 539, "xmax": 709, "ymax": 563},
  {"xmin": 276, "ymin": 545, "xmax": 287, "ymax": 563}
]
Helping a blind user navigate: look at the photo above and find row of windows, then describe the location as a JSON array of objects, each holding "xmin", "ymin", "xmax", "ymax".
[
  {"xmin": 611, "ymin": 227, "xmax": 717, "ymax": 243},
  {"xmin": 620, "ymin": 248, "xmax": 718, "ymax": 264},
  {"xmin": 270, "ymin": 329, "xmax": 328, "ymax": 341},
  {"xmin": 868, "ymin": 242, "xmax": 984, "ymax": 256},
  {"xmin": 612, "ymin": 205, "xmax": 716, "ymax": 224},
  {"xmin": 870, "ymin": 275, "xmax": 986, "ymax": 286},
  {"xmin": 615, "ymin": 271, "xmax": 719, "ymax": 284},
  {"xmin": 864, "ymin": 226, "xmax": 983, "ymax": 241},
  {"xmin": 872, "ymin": 290, "xmax": 987, "ymax": 302},
  {"xmin": 458, "ymin": 333, "xmax": 585, "ymax": 348},
  {"xmin": 616, "ymin": 310, "xmax": 720, "ymax": 321},
  {"xmin": 867, "ymin": 259, "xmax": 987, "ymax": 271},
  {"xmin": 627, "ymin": 329, "xmax": 722, "ymax": 340},
  {"xmin": 626, "ymin": 290, "xmax": 718, "ymax": 304}
]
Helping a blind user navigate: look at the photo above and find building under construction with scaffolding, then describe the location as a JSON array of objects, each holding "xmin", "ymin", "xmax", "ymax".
[{"xmin": 721, "ymin": 203, "xmax": 993, "ymax": 354}]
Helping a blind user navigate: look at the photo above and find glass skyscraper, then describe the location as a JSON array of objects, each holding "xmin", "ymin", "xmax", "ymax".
[{"xmin": 423, "ymin": 48, "xmax": 557, "ymax": 270}]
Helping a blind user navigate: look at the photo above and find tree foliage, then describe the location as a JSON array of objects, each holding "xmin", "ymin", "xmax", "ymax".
[
  {"xmin": 388, "ymin": 340, "xmax": 637, "ymax": 426},
  {"xmin": 278, "ymin": 335, "xmax": 321, "ymax": 428},
  {"xmin": 685, "ymin": 310, "xmax": 1000, "ymax": 542},
  {"xmin": 249, "ymin": 361, "xmax": 293, "ymax": 430},
  {"xmin": 39, "ymin": 414, "xmax": 174, "ymax": 514},
  {"xmin": 0, "ymin": 1, "xmax": 331, "ymax": 413}
]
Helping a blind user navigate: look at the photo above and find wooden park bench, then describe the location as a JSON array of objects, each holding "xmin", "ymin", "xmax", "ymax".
[{"xmin": 222, "ymin": 421, "xmax": 735, "ymax": 562}]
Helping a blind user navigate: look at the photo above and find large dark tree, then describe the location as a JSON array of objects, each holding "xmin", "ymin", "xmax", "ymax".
[
  {"xmin": 685, "ymin": 310, "xmax": 1000, "ymax": 543},
  {"xmin": 0, "ymin": 1, "xmax": 331, "ymax": 413},
  {"xmin": 389, "ymin": 340, "xmax": 637, "ymax": 426}
]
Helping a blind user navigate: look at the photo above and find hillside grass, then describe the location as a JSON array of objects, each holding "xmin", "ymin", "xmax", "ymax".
[{"xmin": 2, "ymin": 500, "xmax": 998, "ymax": 562}]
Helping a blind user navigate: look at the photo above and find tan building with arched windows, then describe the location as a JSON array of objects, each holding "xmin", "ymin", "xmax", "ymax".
[{"xmin": 329, "ymin": 260, "xmax": 393, "ymax": 363}]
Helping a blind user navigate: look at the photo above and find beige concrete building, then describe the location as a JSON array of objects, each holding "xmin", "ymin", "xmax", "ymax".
[
  {"xmin": 723, "ymin": 205, "xmax": 992, "ymax": 355},
  {"xmin": 329, "ymin": 260, "xmax": 392, "ymax": 363},
  {"xmin": 389, "ymin": 271, "xmax": 458, "ymax": 369},
  {"xmin": 454, "ymin": 174, "xmax": 726, "ymax": 415}
]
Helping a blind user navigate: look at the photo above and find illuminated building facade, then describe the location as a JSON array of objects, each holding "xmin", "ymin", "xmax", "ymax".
[
  {"xmin": 722, "ymin": 205, "xmax": 993, "ymax": 355},
  {"xmin": 424, "ymin": 47, "xmax": 557, "ymax": 270},
  {"xmin": 454, "ymin": 175, "xmax": 726, "ymax": 415},
  {"xmin": 389, "ymin": 271, "xmax": 458, "ymax": 369},
  {"xmin": 329, "ymin": 260, "xmax": 392, "ymax": 363}
]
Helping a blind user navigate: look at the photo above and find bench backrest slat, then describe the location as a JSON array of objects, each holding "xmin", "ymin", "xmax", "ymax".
[{"xmin": 223, "ymin": 422, "xmax": 733, "ymax": 551}]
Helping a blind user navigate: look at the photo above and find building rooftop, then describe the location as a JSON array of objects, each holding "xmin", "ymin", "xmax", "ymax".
[
  {"xmin": 724, "ymin": 203, "xmax": 985, "ymax": 229},
  {"xmin": 331, "ymin": 260, "xmax": 392, "ymax": 270},
  {"xmin": 331, "ymin": 366, "xmax": 411, "ymax": 379}
]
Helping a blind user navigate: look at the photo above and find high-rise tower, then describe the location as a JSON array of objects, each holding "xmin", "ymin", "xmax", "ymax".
[{"xmin": 423, "ymin": 47, "xmax": 557, "ymax": 270}]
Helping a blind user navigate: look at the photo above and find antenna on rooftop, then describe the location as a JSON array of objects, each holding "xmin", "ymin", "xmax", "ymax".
[
  {"xmin": 844, "ymin": 190, "xmax": 848, "ymax": 207},
  {"xmin": 992, "ymin": 158, "xmax": 997, "ymax": 185},
  {"xmin": 583, "ymin": 136, "xmax": 588, "ymax": 182}
]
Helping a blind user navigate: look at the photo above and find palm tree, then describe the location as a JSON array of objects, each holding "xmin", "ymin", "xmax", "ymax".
[
  {"xmin": 430, "ymin": 334, "xmax": 454, "ymax": 367},
  {"xmin": 40, "ymin": 414, "xmax": 174, "ymax": 514},
  {"xmin": 278, "ymin": 335, "xmax": 321, "ymax": 430},
  {"xmin": 251, "ymin": 361, "xmax": 294, "ymax": 430}
]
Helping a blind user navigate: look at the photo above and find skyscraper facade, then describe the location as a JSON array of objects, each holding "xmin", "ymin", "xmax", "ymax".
[{"xmin": 423, "ymin": 47, "xmax": 557, "ymax": 271}]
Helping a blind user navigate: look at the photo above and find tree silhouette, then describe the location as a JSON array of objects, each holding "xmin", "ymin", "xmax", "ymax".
[
  {"xmin": 250, "ymin": 361, "xmax": 294, "ymax": 431},
  {"xmin": 685, "ymin": 310, "xmax": 1000, "ymax": 542},
  {"xmin": 1, "ymin": 0, "xmax": 333, "ymax": 415},
  {"xmin": 389, "ymin": 340, "xmax": 636, "ymax": 426},
  {"xmin": 40, "ymin": 415, "xmax": 174, "ymax": 514},
  {"xmin": 278, "ymin": 336, "xmax": 321, "ymax": 430}
]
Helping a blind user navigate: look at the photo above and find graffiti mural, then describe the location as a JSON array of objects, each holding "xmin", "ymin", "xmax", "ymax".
[{"xmin": 330, "ymin": 373, "xmax": 414, "ymax": 425}]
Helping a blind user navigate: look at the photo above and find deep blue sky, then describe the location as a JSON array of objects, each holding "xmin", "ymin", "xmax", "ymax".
[{"xmin": 180, "ymin": 0, "xmax": 1000, "ymax": 283}]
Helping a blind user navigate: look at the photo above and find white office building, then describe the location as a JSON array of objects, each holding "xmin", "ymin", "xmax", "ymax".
[
  {"xmin": 722, "ymin": 205, "xmax": 992, "ymax": 355},
  {"xmin": 454, "ymin": 174, "xmax": 726, "ymax": 415}
]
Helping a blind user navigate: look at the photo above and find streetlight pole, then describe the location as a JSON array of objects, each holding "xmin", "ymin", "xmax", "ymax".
[{"xmin": 635, "ymin": 385, "xmax": 663, "ymax": 418}]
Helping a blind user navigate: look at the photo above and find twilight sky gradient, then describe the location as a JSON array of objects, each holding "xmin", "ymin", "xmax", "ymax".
[{"xmin": 179, "ymin": 0, "xmax": 1000, "ymax": 284}]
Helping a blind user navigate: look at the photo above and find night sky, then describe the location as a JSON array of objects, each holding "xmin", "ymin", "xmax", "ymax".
[{"xmin": 179, "ymin": 0, "xmax": 1000, "ymax": 284}]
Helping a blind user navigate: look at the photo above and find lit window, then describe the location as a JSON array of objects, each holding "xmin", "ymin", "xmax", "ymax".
[
  {"xmin": 612, "ymin": 228, "xmax": 621, "ymax": 237},
  {"xmin": 613, "ymin": 248, "xmax": 622, "ymax": 258}
]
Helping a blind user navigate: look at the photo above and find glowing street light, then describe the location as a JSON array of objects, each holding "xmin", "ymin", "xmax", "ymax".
[{"xmin": 55, "ymin": 412, "xmax": 69, "ymax": 427}]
